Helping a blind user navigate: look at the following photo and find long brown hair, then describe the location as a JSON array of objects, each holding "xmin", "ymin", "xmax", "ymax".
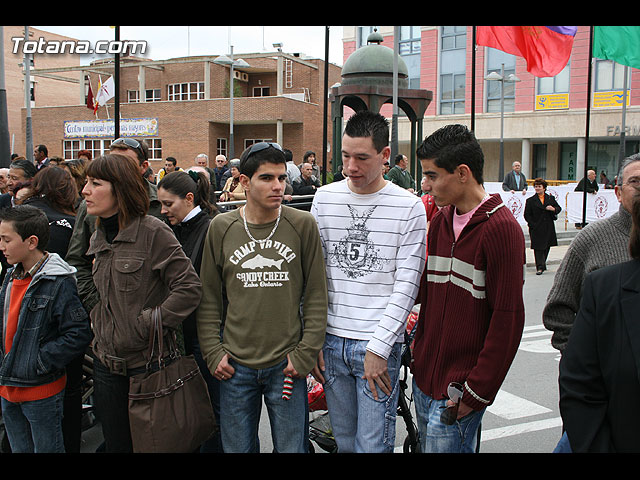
[{"xmin": 86, "ymin": 154, "xmax": 149, "ymax": 229}]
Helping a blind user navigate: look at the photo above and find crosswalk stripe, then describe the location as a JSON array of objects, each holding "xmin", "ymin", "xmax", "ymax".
[
  {"xmin": 481, "ymin": 417, "xmax": 562, "ymax": 441},
  {"xmin": 487, "ymin": 390, "xmax": 552, "ymax": 420}
]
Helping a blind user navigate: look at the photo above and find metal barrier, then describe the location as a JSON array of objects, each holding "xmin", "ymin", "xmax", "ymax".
[{"xmin": 215, "ymin": 194, "xmax": 316, "ymax": 212}]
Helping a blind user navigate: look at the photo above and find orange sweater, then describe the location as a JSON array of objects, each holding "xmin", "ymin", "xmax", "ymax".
[{"xmin": 0, "ymin": 277, "xmax": 66, "ymax": 402}]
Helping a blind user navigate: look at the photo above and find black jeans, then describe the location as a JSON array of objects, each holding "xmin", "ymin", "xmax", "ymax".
[
  {"xmin": 91, "ymin": 356, "xmax": 148, "ymax": 453},
  {"xmin": 62, "ymin": 353, "xmax": 85, "ymax": 453}
]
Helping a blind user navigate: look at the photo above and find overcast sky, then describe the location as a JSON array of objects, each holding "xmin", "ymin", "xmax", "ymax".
[{"xmin": 33, "ymin": 26, "xmax": 345, "ymax": 66}]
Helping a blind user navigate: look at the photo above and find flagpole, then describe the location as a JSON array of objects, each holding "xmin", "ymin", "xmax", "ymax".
[
  {"xmin": 471, "ymin": 26, "xmax": 476, "ymax": 133},
  {"xmin": 617, "ymin": 65, "xmax": 629, "ymax": 171},
  {"xmin": 581, "ymin": 26, "xmax": 594, "ymax": 228},
  {"xmin": 114, "ymin": 26, "xmax": 120, "ymax": 140}
]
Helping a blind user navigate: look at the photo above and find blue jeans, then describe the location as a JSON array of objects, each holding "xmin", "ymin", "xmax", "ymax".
[
  {"xmin": 219, "ymin": 357, "xmax": 308, "ymax": 453},
  {"xmin": 321, "ymin": 334, "xmax": 402, "ymax": 453},
  {"xmin": 1, "ymin": 389, "xmax": 66, "ymax": 453},
  {"xmin": 553, "ymin": 431, "xmax": 572, "ymax": 453},
  {"xmin": 413, "ymin": 379, "xmax": 485, "ymax": 453}
]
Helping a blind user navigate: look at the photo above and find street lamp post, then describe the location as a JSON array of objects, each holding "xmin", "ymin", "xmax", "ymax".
[
  {"xmin": 214, "ymin": 47, "xmax": 249, "ymax": 159},
  {"xmin": 485, "ymin": 64, "xmax": 520, "ymax": 181}
]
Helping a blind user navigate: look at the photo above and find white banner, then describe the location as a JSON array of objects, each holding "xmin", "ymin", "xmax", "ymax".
[
  {"xmin": 484, "ymin": 182, "xmax": 619, "ymax": 226},
  {"xmin": 64, "ymin": 118, "xmax": 159, "ymax": 138}
]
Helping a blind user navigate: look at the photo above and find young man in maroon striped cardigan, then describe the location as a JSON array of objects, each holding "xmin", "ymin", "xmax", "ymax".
[{"xmin": 411, "ymin": 124, "xmax": 526, "ymax": 453}]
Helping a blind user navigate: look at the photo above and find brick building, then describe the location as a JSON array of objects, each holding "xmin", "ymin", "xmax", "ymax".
[
  {"xmin": 23, "ymin": 47, "xmax": 341, "ymax": 173},
  {"xmin": 3, "ymin": 26, "xmax": 81, "ymax": 159},
  {"xmin": 343, "ymin": 26, "xmax": 640, "ymax": 182}
]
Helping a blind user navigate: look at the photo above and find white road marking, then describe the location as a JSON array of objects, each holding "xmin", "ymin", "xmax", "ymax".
[
  {"xmin": 487, "ymin": 390, "xmax": 552, "ymax": 420},
  {"xmin": 481, "ymin": 417, "xmax": 562, "ymax": 441}
]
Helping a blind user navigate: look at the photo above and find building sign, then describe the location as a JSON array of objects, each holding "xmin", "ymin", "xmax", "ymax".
[
  {"xmin": 535, "ymin": 93, "xmax": 569, "ymax": 110},
  {"xmin": 64, "ymin": 118, "xmax": 158, "ymax": 138},
  {"xmin": 593, "ymin": 91, "xmax": 630, "ymax": 108}
]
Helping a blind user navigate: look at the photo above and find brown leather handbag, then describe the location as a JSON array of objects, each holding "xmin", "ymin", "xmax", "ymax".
[{"xmin": 128, "ymin": 307, "xmax": 217, "ymax": 453}]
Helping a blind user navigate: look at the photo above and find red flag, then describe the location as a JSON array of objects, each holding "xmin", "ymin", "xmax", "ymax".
[
  {"xmin": 477, "ymin": 26, "xmax": 577, "ymax": 77},
  {"xmin": 86, "ymin": 82, "xmax": 96, "ymax": 112}
]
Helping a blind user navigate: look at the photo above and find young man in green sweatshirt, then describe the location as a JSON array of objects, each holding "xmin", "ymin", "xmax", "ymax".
[{"xmin": 196, "ymin": 142, "xmax": 327, "ymax": 453}]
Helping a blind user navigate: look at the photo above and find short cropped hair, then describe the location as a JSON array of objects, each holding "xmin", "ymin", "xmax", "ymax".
[
  {"xmin": 416, "ymin": 124, "xmax": 484, "ymax": 185},
  {"xmin": 239, "ymin": 142, "xmax": 286, "ymax": 180},
  {"xmin": 109, "ymin": 137, "xmax": 149, "ymax": 164},
  {"xmin": 0, "ymin": 205, "xmax": 49, "ymax": 251},
  {"xmin": 343, "ymin": 110, "xmax": 389, "ymax": 153},
  {"xmin": 617, "ymin": 153, "xmax": 640, "ymax": 186},
  {"xmin": 533, "ymin": 178, "xmax": 547, "ymax": 189},
  {"xmin": 10, "ymin": 158, "xmax": 37, "ymax": 179}
]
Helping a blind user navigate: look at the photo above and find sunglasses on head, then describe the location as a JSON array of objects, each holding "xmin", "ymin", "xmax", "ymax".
[
  {"xmin": 440, "ymin": 382, "xmax": 464, "ymax": 426},
  {"xmin": 111, "ymin": 137, "xmax": 142, "ymax": 151},
  {"xmin": 246, "ymin": 142, "xmax": 282, "ymax": 158}
]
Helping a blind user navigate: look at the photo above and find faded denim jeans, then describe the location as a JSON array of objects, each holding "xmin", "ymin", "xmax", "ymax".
[
  {"xmin": 219, "ymin": 357, "xmax": 308, "ymax": 453},
  {"xmin": 321, "ymin": 333, "xmax": 402, "ymax": 453},
  {"xmin": 413, "ymin": 379, "xmax": 485, "ymax": 453}
]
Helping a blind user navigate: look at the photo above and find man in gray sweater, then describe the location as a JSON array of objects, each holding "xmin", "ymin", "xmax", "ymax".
[{"xmin": 543, "ymin": 154, "xmax": 640, "ymax": 352}]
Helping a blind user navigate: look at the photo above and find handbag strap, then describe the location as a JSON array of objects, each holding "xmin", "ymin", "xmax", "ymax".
[{"xmin": 146, "ymin": 307, "xmax": 181, "ymax": 371}]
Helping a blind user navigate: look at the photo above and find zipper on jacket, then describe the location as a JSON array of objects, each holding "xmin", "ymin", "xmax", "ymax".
[{"xmin": 428, "ymin": 239, "xmax": 455, "ymax": 397}]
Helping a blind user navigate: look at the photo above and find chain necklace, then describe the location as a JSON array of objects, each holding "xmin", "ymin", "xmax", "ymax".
[{"xmin": 242, "ymin": 206, "xmax": 282, "ymax": 246}]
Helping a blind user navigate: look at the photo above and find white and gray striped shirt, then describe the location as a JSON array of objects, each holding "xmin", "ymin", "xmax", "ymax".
[{"xmin": 311, "ymin": 180, "xmax": 427, "ymax": 359}]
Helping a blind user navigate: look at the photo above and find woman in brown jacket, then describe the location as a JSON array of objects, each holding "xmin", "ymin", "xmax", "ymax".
[{"xmin": 82, "ymin": 154, "xmax": 202, "ymax": 453}]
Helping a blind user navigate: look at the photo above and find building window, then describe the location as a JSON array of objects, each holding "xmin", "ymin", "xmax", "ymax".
[
  {"xmin": 63, "ymin": 140, "xmax": 80, "ymax": 160},
  {"xmin": 146, "ymin": 138, "xmax": 162, "ymax": 160},
  {"xmin": 146, "ymin": 89, "xmax": 161, "ymax": 102},
  {"xmin": 538, "ymin": 62, "xmax": 571, "ymax": 94},
  {"xmin": 253, "ymin": 86, "xmax": 271, "ymax": 97},
  {"xmin": 485, "ymin": 48, "xmax": 517, "ymax": 113},
  {"xmin": 217, "ymin": 138, "xmax": 227, "ymax": 157},
  {"xmin": 440, "ymin": 26, "xmax": 467, "ymax": 115},
  {"xmin": 128, "ymin": 90, "xmax": 140, "ymax": 102},
  {"xmin": 244, "ymin": 139, "xmax": 272, "ymax": 150},
  {"xmin": 63, "ymin": 139, "xmax": 114, "ymax": 159},
  {"xmin": 595, "ymin": 59, "xmax": 631, "ymax": 91},
  {"xmin": 399, "ymin": 26, "xmax": 421, "ymax": 89},
  {"xmin": 168, "ymin": 82, "xmax": 205, "ymax": 101},
  {"xmin": 399, "ymin": 26, "xmax": 421, "ymax": 55},
  {"xmin": 83, "ymin": 140, "xmax": 105, "ymax": 159}
]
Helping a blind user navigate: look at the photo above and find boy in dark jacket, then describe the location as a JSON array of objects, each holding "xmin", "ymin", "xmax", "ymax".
[{"xmin": 0, "ymin": 206, "xmax": 91, "ymax": 453}]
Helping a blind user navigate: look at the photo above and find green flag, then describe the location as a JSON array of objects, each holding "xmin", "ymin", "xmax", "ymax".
[{"xmin": 593, "ymin": 26, "xmax": 640, "ymax": 69}]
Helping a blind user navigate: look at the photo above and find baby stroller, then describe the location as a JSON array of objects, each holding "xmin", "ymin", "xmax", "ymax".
[{"xmin": 307, "ymin": 306, "xmax": 421, "ymax": 453}]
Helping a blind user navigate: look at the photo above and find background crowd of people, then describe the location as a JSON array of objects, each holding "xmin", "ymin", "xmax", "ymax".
[{"xmin": 0, "ymin": 123, "xmax": 638, "ymax": 454}]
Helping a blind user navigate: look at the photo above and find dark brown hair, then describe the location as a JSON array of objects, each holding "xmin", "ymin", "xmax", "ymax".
[
  {"xmin": 533, "ymin": 178, "xmax": 547, "ymax": 190},
  {"xmin": 157, "ymin": 170, "xmax": 215, "ymax": 214},
  {"xmin": 31, "ymin": 166, "xmax": 78, "ymax": 215},
  {"xmin": 86, "ymin": 154, "xmax": 149, "ymax": 228}
]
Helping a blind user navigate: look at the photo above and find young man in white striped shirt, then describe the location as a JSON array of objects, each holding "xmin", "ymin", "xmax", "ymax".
[{"xmin": 311, "ymin": 110, "xmax": 427, "ymax": 453}]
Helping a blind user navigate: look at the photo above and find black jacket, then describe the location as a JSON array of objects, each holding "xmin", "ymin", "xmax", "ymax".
[
  {"xmin": 23, "ymin": 196, "xmax": 76, "ymax": 258},
  {"xmin": 502, "ymin": 171, "xmax": 528, "ymax": 192},
  {"xmin": 559, "ymin": 259, "xmax": 640, "ymax": 452},
  {"xmin": 523, "ymin": 193, "xmax": 561, "ymax": 250},
  {"xmin": 169, "ymin": 209, "xmax": 214, "ymax": 346}
]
